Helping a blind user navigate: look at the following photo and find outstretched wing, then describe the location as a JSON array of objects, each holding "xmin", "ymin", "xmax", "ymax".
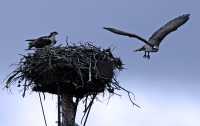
[
  {"xmin": 103, "ymin": 27, "xmax": 153, "ymax": 47},
  {"xmin": 149, "ymin": 14, "xmax": 190, "ymax": 46}
]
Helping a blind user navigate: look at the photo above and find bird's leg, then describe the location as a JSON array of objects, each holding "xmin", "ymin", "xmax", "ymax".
[
  {"xmin": 143, "ymin": 51, "xmax": 147, "ymax": 58},
  {"xmin": 147, "ymin": 52, "xmax": 150, "ymax": 59}
]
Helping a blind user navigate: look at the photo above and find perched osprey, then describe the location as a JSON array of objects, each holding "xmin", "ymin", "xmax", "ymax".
[
  {"xmin": 26, "ymin": 31, "xmax": 58, "ymax": 49},
  {"xmin": 104, "ymin": 14, "xmax": 190, "ymax": 59}
]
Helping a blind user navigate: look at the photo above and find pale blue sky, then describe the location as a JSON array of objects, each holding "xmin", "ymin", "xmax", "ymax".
[{"xmin": 0, "ymin": 0, "xmax": 200, "ymax": 126}]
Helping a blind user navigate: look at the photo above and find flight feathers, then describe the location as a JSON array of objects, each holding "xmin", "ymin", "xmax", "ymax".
[
  {"xmin": 104, "ymin": 14, "xmax": 190, "ymax": 48},
  {"xmin": 103, "ymin": 27, "xmax": 138, "ymax": 38},
  {"xmin": 103, "ymin": 27, "xmax": 153, "ymax": 47},
  {"xmin": 149, "ymin": 14, "xmax": 190, "ymax": 45}
]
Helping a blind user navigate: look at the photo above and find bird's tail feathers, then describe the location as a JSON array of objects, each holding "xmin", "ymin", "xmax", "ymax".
[
  {"xmin": 25, "ymin": 39, "xmax": 35, "ymax": 42},
  {"xmin": 134, "ymin": 47, "xmax": 145, "ymax": 52}
]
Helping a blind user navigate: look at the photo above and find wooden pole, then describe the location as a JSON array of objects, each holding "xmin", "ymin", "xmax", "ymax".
[
  {"xmin": 58, "ymin": 94, "xmax": 61, "ymax": 126},
  {"xmin": 62, "ymin": 94, "xmax": 77, "ymax": 126},
  {"xmin": 57, "ymin": 84, "xmax": 62, "ymax": 126}
]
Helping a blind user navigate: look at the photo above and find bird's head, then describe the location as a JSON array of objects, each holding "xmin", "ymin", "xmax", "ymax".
[
  {"xmin": 49, "ymin": 31, "xmax": 58, "ymax": 37},
  {"xmin": 152, "ymin": 45, "xmax": 159, "ymax": 52}
]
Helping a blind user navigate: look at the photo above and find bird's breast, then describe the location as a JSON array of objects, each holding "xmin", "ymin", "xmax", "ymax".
[{"xmin": 144, "ymin": 45, "xmax": 152, "ymax": 51}]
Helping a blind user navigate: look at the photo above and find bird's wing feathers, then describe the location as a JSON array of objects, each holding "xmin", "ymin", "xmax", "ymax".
[
  {"xmin": 25, "ymin": 39, "xmax": 35, "ymax": 41},
  {"xmin": 25, "ymin": 35, "xmax": 49, "ymax": 42},
  {"xmin": 33, "ymin": 39, "xmax": 52, "ymax": 48},
  {"xmin": 149, "ymin": 14, "xmax": 190, "ymax": 46},
  {"xmin": 103, "ymin": 27, "xmax": 153, "ymax": 47},
  {"xmin": 26, "ymin": 36, "xmax": 52, "ymax": 49}
]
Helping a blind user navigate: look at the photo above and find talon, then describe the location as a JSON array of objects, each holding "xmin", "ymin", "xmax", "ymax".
[
  {"xmin": 143, "ymin": 52, "xmax": 147, "ymax": 58},
  {"xmin": 147, "ymin": 55, "xmax": 150, "ymax": 59}
]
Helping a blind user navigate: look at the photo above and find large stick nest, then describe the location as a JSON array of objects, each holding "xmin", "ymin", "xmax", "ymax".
[{"xmin": 6, "ymin": 43, "xmax": 123, "ymax": 98}]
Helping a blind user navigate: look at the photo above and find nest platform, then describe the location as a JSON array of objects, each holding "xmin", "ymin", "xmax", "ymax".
[{"xmin": 6, "ymin": 43, "xmax": 123, "ymax": 98}]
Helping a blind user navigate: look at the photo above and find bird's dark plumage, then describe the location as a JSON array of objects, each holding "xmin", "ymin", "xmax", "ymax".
[
  {"xmin": 104, "ymin": 14, "xmax": 190, "ymax": 59},
  {"xmin": 103, "ymin": 27, "xmax": 153, "ymax": 47},
  {"xmin": 149, "ymin": 14, "xmax": 190, "ymax": 46},
  {"xmin": 26, "ymin": 31, "xmax": 58, "ymax": 49}
]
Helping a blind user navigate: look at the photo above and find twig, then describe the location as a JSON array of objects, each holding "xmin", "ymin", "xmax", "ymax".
[
  {"xmin": 88, "ymin": 57, "xmax": 92, "ymax": 82},
  {"xmin": 38, "ymin": 92, "xmax": 48, "ymax": 126},
  {"xmin": 22, "ymin": 80, "xmax": 27, "ymax": 97},
  {"xmin": 82, "ymin": 94, "xmax": 97, "ymax": 126}
]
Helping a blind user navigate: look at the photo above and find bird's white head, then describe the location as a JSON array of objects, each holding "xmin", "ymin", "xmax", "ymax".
[
  {"xmin": 48, "ymin": 31, "xmax": 58, "ymax": 45},
  {"xmin": 152, "ymin": 45, "xmax": 159, "ymax": 52}
]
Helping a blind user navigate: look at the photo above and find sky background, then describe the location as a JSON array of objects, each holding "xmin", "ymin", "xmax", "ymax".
[{"xmin": 0, "ymin": 0, "xmax": 200, "ymax": 126}]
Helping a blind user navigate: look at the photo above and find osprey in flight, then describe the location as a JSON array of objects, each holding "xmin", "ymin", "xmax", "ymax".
[
  {"xmin": 104, "ymin": 14, "xmax": 190, "ymax": 59},
  {"xmin": 26, "ymin": 31, "xmax": 58, "ymax": 49}
]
